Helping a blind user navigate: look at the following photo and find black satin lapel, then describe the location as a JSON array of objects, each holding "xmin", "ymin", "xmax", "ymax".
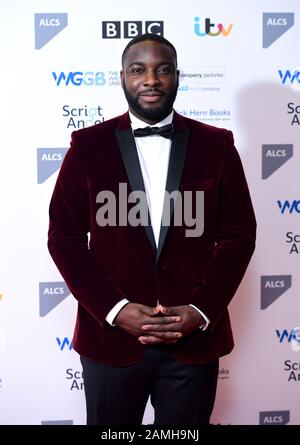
[
  {"xmin": 156, "ymin": 128, "xmax": 190, "ymax": 263},
  {"xmin": 115, "ymin": 129, "xmax": 157, "ymax": 253}
]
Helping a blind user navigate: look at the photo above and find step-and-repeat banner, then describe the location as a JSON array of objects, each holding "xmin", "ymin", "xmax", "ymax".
[{"xmin": 0, "ymin": 0, "xmax": 299, "ymax": 425}]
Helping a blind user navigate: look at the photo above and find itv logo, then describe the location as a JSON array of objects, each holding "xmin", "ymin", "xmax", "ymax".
[{"xmin": 194, "ymin": 17, "xmax": 233, "ymax": 37}]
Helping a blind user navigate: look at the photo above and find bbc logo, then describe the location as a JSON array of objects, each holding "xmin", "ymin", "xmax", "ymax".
[{"xmin": 102, "ymin": 21, "xmax": 164, "ymax": 38}]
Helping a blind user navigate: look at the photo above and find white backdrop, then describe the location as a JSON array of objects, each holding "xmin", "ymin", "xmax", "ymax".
[{"xmin": 0, "ymin": 0, "xmax": 299, "ymax": 425}]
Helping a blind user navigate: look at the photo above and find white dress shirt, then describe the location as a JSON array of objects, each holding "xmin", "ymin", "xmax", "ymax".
[{"xmin": 105, "ymin": 111, "xmax": 210, "ymax": 329}]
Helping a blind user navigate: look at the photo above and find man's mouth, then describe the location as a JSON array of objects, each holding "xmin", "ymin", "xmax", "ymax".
[{"xmin": 139, "ymin": 91, "xmax": 164, "ymax": 103}]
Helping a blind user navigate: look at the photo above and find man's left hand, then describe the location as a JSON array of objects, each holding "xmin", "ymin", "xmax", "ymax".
[{"xmin": 138, "ymin": 304, "xmax": 205, "ymax": 345}]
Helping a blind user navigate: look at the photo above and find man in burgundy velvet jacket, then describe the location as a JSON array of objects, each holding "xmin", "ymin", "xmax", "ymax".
[{"xmin": 48, "ymin": 33, "xmax": 256, "ymax": 425}]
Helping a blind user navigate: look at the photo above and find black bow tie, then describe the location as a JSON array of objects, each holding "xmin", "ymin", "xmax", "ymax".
[{"xmin": 133, "ymin": 124, "xmax": 173, "ymax": 139}]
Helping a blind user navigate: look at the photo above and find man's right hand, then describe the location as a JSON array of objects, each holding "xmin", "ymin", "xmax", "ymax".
[{"xmin": 114, "ymin": 303, "xmax": 182, "ymax": 344}]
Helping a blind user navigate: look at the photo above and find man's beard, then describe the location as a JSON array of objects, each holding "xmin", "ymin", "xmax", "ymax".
[{"xmin": 122, "ymin": 81, "xmax": 178, "ymax": 123}]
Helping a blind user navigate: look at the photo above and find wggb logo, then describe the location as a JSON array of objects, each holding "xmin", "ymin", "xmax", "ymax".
[
  {"xmin": 52, "ymin": 72, "xmax": 106, "ymax": 86},
  {"xmin": 102, "ymin": 21, "xmax": 164, "ymax": 38},
  {"xmin": 262, "ymin": 144, "xmax": 293, "ymax": 179},
  {"xmin": 259, "ymin": 411, "xmax": 290, "ymax": 425},
  {"xmin": 277, "ymin": 200, "xmax": 300, "ymax": 214},
  {"xmin": 279, "ymin": 70, "xmax": 300, "ymax": 84},
  {"xmin": 194, "ymin": 17, "xmax": 233, "ymax": 37},
  {"xmin": 56, "ymin": 337, "xmax": 73, "ymax": 351},
  {"xmin": 39, "ymin": 282, "xmax": 70, "ymax": 317},
  {"xmin": 276, "ymin": 328, "xmax": 300, "ymax": 352},
  {"xmin": 263, "ymin": 13, "xmax": 294, "ymax": 48},
  {"xmin": 37, "ymin": 148, "xmax": 68, "ymax": 183},
  {"xmin": 260, "ymin": 275, "xmax": 291, "ymax": 309},
  {"xmin": 35, "ymin": 13, "xmax": 68, "ymax": 49}
]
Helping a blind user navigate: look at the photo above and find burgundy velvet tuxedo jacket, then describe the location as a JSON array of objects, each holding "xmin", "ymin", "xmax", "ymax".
[{"xmin": 48, "ymin": 111, "xmax": 256, "ymax": 365}]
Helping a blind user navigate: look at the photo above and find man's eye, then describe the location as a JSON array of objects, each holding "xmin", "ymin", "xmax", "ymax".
[
  {"xmin": 157, "ymin": 67, "xmax": 171, "ymax": 74},
  {"xmin": 130, "ymin": 68, "xmax": 143, "ymax": 73}
]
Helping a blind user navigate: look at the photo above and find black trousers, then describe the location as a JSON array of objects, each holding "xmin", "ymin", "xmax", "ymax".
[{"xmin": 80, "ymin": 346, "xmax": 219, "ymax": 425}]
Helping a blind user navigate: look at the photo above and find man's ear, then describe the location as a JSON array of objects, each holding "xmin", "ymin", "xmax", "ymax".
[
  {"xmin": 176, "ymin": 69, "xmax": 180, "ymax": 88},
  {"xmin": 120, "ymin": 70, "xmax": 124, "ymax": 88}
]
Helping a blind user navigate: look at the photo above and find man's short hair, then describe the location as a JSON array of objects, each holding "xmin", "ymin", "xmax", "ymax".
[{"xmin": 121, "ymin": 33, "xmax": 177, "ymax": 67}]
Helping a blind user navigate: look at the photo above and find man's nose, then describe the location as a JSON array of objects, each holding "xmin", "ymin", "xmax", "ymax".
[{"xmin": 143, "ymin": 70, "xmax": 160, "ymax": 86}]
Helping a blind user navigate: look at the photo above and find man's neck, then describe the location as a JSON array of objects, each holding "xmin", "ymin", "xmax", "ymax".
[{"xmin": 129, "ymin": 110, "xmax": 174, "ymax": 128}]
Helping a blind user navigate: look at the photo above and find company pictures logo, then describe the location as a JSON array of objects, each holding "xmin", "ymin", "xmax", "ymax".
[
  {"xmin": 39, "ymin": 282, "xmax": 70, "ymax": 316},
  {"xmin": 35, "ymin": 13, "xmax": 68, "ymax": 49},
  {"xmin": 102, "ymin": 21, "xmax": 164, "ymax": 38},
  {"xmin": 178, "ymin": 67, "xmax": 225, "ymax": 94},
  {"xmin": 262, "ymin": 144, "xmax": 293, "ymax": 179},
  {"xmin": 260, "ymin": 275, "xmax": 291, "ymax": 309},
  {"xmin": 263, "ymin": 13, "xmax": 294, "ymax": 48},
  {"xmin": 259, "ymin": 411, "xmax": 289, "ymax": 425},
  {"xmin": 37, "ymin": 148, "xmax": 68, "ymax": 184},
  {"xmin": 194, "ymin": 17, "xmax": 233, "ymax": 37}
]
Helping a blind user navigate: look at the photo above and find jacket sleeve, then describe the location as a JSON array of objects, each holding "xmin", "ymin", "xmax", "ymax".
[
  {"xmin": 188, "ymin": 130, "xmax": 256, "ymax": 327},
  {"xmin": 47, "ymin": 131, "xmax": 128, "ymax": 326}
]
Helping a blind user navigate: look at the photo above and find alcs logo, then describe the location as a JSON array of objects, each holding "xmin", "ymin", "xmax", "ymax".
[
  {"xmin": 263, "ymin": 13, "xmax": 294, "ymax": 48},
  {"xmin": 259, "ymin": 411, "xmax": 289, "ymax": 425},
  {"xmin": 37, "ymin": 149, "xmax": 68, "ymax": 184},
  {"xmin": 35, "ymin": 13, "xmax": 68, "ymax": 49},
  {"xmin": 194, "ymin": 17, "xmax": 233, "ymax": 37},
  {"xmin": 39, "ymin": 282, "xmax": 70, "ymax": 316},
  {"xmin": 52, "ymin": 72, "xmax": 106, "ymax": 86}
]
